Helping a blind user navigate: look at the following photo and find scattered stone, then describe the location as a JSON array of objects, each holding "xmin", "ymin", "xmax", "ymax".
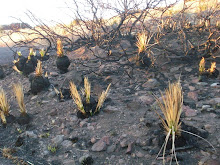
[
  {"xmin": 197, "ymin": 82, "xmax": 208, "ymax": 86},
  {"xmin": 210, "ymin": 83, "xmax": 219, "ymax": 87},
  {"xmin": 25, "ymin": 131, "xmax": 37, "ymax": 138},
  {"xmin": 61, "ymin": 140, "xmax": 72, "ymax": 149},
  {"xmin": 183, "ymin": 105, "xmax": 197, "ymax": 117},
  {"xmin": 91, "ymin": 136, "xmax": 110, "ymax": 152},
  {"xmin": 63, "ymin": 159, "xmax": 76, "ymax": 165},
  {"xmin": 187, "ymin": 91, "xmax": 198, "ymax": 101},
  {"xmin": 118, "ymin": 159, "xmax": 125, "ymax": 164},
  {"xmin": 207, "ymin": 98, "xmax": 220, "ymax": 105},
  {"xmin": 189, "ymin": 86, "xmax": 195, "ymax": 91},
  {"xmin": 107, "ymin": 144, "xmax": 117, "ymax": 153},
  {"xmin": 87, "ymin": 125, "xmax": 95, "ymax": 130},
  {"xmin": 202, "ymin": 105, "xmax": 211, "ymax": 110},
  {"xmin": 103, "ymin": 105, "xmax": 119, "ymax": 113},
  {"xmin": 185, "ymin": 67, "xmax": 192, "ymax": 72},
  {"xmin": 52, "ymin": 135, "xmax": 64, "ymax": 146},
  {"xmin": 31, "ymin": 95, "xmax": 38, "ymax": 100},
  {"xmin": 142, "ymin": 79, "xmax": 159, "ymax": 89},
  {"xmin": 204, "ymin": 159, "xmax": 220, "ymax": 165},
  {"xmin": 90, "ymin": 46, "xmax": 108, "ymax": 58},
  {"xmin": 49, "ymin": 109, "xmax": 58, "ymax": 116},
  {"xmin": 120, "ymin": 139, "xmax": 128, "ymax": 148},
  {"xmin": 196, "ymin": 102, "xmax": 203, "ymax": 108},
  {"xmin": 170, "ymin": 66, "xmax": 181, "ymax": 72},
  {"xmin": 136, "ymin": 151, "xmax": 145, "ymax": 158},
  {"xmin": 48, "ymin": 91, "xmax": 57, "ymax": 98},
  {"xmin": 126, "ymin": 142, "xmax": 133, "ymax": 154},
  {"xmin": 69, "ymin": 115, "xmax": 78, "ymax": 122},
  {"xmin": 117, "ymin": 40, "xmax": 131, "ymax": 49},
  {"xmin": 127, "ymin": 101, "xmax": 141, "ymax": 110},
  {"xmin": 204, "ymin": 124, "xmax": 216, "ymax": 133},
  {"xmin": 90, "ymin": 137, "xmax": 96, "ymax": 144},
  {"xmin": 80, "ymin": 120, "xmax": 88, "ymax": 127},
  {"xmin": 50, "ymin": 72, "xmax": 59, "ymax": 77},
  {"xmin": 62, "ymin": 71, "xmax": 83, "ymax": 88},
  {"xmin": 138, "ymin": 95, "xmax": 154, "ymax": 104}
]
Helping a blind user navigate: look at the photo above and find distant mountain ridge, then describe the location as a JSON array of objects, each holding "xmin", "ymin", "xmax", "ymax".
[{"xmin": 0, "ymin": 22, "xmax": 31, "ymax": 31}]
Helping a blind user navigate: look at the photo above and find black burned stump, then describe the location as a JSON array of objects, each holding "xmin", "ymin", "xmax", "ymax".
[
  {"xmin": 77, "ymin": 97, "xmax": 98, "ymax": 119},
  {"xmin": 29, "ymin": 60, "xmax": 50, "ymax": 95},
  {"xmin": 56, "ymin": 38, "xmax": 71, "ymax": 73},
  {"xmin": 30, "ymin": 76, "xmax": 50, "ymax": 95},
  {"xmin": 56, "ymin": 56, "xmax": 70, "ymax": 73},
  {"xmin": 157, "ymin": 122, "xmax": 209, "ymax": 150},
  {"xmin": 136, "ymin": 52, "xmax": 152, "ymax": 68}
]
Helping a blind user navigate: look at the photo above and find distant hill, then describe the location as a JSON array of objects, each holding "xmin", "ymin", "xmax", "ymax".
[{"xmin": 0, "ymin": 22, "xmax": 31, "ymax": 31}]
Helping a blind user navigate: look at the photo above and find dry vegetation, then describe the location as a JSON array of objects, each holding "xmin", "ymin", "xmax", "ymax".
[{"xmin": 0, "ymin": 0, "xmax": 219, "ymax": 165}]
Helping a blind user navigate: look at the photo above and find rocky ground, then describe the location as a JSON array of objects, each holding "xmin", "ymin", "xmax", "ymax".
[{"xmin": 0, "ymin": 34, "xmax": 220, "ymax": 165}]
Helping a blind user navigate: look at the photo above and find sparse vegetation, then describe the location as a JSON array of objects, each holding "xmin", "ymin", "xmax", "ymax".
[
  {"xmin": 35, "ymin": 60, "xmax": 43, "ymax": 77},
  {"xmin": 0, "ymin": 88, "xmax": 10, "ymax": 116},
  {"xmin": 154, "ymin": 80, "xmax": 183, "ymax": 164},
  {"xmin": 0, "ymin": 0, "xmax": 219, "ymax": 164},
  {"xmin": 13, "ymin": 83, "xmax": 26, "ymax": 116},
  {"xmin": 70, "ymin": 77, "xmax": 111, "ymax": 118}
]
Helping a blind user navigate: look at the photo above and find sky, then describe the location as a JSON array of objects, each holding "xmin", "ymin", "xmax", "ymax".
[
  {"xmin": 0, "ymin": 0, "xmax": 179, "ymax": 26},
  {"xmin": 0, "ymin": 0, "xmax": 75, "ymax": 25}
]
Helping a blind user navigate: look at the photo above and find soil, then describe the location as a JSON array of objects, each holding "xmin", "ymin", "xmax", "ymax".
[{"xmin": 0, "ymin": 33, "xmax": 220, "ymax": 165}]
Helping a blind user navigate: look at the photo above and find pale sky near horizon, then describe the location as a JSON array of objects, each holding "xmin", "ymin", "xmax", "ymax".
[
  {"xmin": 0, "ymin": 0, "xmax": 75, "ymax": 25},
  {"xmin": 0, "ymin": 0, "xmax": 179, "ymax": 26}
]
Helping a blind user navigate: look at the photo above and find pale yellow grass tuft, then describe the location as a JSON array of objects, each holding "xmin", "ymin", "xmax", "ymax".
[
  {"xmin": 13, "ymin": 83, "xmax": 26, "ymax": 115},
  {"xmin": 199, "ymin": 57, "xmax": 205, "ymax": 74},
  {"xmin": 39, "ymin": 48, "xmax": 45, "ymax": 57},
  {"xmin": 29, "ymin": 48, "xmax": 36, "ymax": 56},
  {"xmin": 155, "ymin": 80, "xmax": 183, "ymax": 165},
  {"xmin": 0, "ymin": 88, "xmax": 10, "ymax": 116},
  {"xmin": 0, "ymin": 111, "xmax": 6, "ymax": 124},
  {"xmin": 69, "ymin": 81, "xmax": 86, "ymax": 115},
  {"xmin": 12, "ymin": 66, "xmax": 22, "ymax": 74},
  {"xmin": 95, "ymin": 83, "xmax": 111, "ymax": 113},
  {"xmin": 155, "ymin": 81, "xmax": 183, "ymax": 136},
  {"xmin": 35, "ymin": 60, "xmax": 43, "ymax": 77},
  {"xmin": 84, "ymin": 77, "xmax": 91, "ymax": 104},
  {"xmin": 57, "ymin": 38, "xmax": 64, "ymax": 57},
  {"xmin": 136, "ymin": 32, "xmax": 147, "ymax": 54}
]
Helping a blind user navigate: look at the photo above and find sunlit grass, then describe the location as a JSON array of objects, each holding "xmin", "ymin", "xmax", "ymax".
[
  {"xmin": 69, "ymin": 81, "xmax": 86, "ymax": 115},
  {"xmin": 13, "ymin": 83, "xmax": 26, "ymax": 116},
  {"xmin": 95, "ymin": 83, "xmax": 111, "ymax": 113},
  {"xmin": 35, "ymin": 60, "xmax": 43, "ymax": 77},
  {"xmin": 0, "ymin": 88, "xmax": 10, "ymax": 116}
]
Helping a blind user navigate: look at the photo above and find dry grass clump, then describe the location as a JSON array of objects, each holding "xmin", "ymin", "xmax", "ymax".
[
  {"xmin": 155, "ymin": 80, "xmax": 216, "ymax": 164},
  {"xmin": 208, "ymin": 62, "xmax": 216, "ymax": 73},
  {"xmin": 35, "ymin": 60, "xmax": 43, "ymax": 77},
  {"xmin": 84, "ymin": 77, "xmax": 91, "ymax": 104},
  {"xmin": 29, "ymin": 48, "xmax": 36, "ymax": 56},
  {"xmin": 199, "ymin": 57, "xmax": 205, "ymax": 74},
  {"xmin": 0, "ymin": 88, "xmax": 10, "ymax": 116},
  {"xmin": 95, "ymin": 83, "xmax": 111, "ymax": 113},
  {"xmin": 13, "ymin": 83, "xmax": 26, "ymax": 116},
  {"xmin": 155, "ymin": 80, "xmax": 183, "ymax": 164},
  {"xmin": 17, "ymin": 51, "xmax": 22, "ymax": 56},
  {"xmin": 39, "ymin": 48, "xmax": 45, "ymax": 57},
  {"xmin": 0, "ymin": 111, "xmax": 6, "ymax": 125},
  {"xmin": 69, "ymin": 81, "xmax": 86, "ymax": 115},
  {"xmin": 70, "ymin": 77, "xmax": 111, "ymax": 117},
  {"xmin": 57, "ymin": 38, "xmax": 64, "ymax": 57},
  {"xmin": 136, "ymin": 32, "xmax": 147, "ymax": 54}
]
